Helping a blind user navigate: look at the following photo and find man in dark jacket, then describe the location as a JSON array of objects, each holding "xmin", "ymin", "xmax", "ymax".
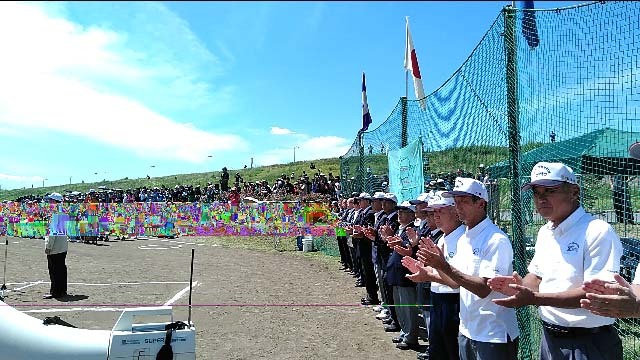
[
  {"xmin": 353, "ymin": 193, "xmax": 379, "ymax": 304},
  {"xmin": 385, "ymin": 201, "xmax": 420, "ymax": 350}
]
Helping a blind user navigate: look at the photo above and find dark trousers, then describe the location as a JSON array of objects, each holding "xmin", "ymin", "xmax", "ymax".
[
  {"xmin": 540, "ymin": 323, "xmax": 622, "ymax": 360},
  {"xmin": 351, "ymin": 238, "xmax": 362, "ymax": 278},
  {"xmin": 47, "ymin": 252, "xmax": 67, "ymax": 297},
  {"xmin": 358, "ymin": 239, "xmax": 379, "ymax": 302},
  {"xmin": 337, "ymin": 236, "xmax": 352, "ymax": 268},
  {"xmin": 458, "ymin": 334, "xmax": 518, "ymax": 360},
  {"xmin": 429, "ymin": 292, "xmax": 460, "ymax": 360}
]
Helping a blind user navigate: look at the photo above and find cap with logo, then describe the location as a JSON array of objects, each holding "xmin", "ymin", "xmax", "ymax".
[
  {"xmin": 521, "ymin": 162, "xmax": 577, "ymax": 191},
  {"xmin": 428, "ymin": 191, "xmax": 456, "ymax": 209},
  {"xmin": 442, "ymin": 177, "xmax": 489, "ymax": 202},
  {"xmin": 357, "ymin": 192, "xmax": 372, "ymax": 200}
]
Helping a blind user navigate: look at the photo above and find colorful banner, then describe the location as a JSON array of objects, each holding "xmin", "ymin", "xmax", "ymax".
[
  {"xmin": 0, "ymin": 201, "xmax": 336, "ymax": 238},
  {"xmin": 388, "ymin": 138, "xmax": 424, "ymax": 203}
]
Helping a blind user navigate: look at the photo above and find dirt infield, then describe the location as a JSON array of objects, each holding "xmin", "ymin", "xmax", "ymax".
[{"xmin": 1, "ymin": 236, "xmax": 425, "ymax": 359}]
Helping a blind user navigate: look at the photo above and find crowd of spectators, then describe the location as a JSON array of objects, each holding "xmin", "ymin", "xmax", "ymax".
[{"xmin": 10, "ymin": 166, "xmax": 343, "ymax": 206}]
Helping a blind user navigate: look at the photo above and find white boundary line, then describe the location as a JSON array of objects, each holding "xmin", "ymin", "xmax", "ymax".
[
  {"xmin": 7, "ymin": 281, "xmax": 189, "ymax": 286},
  {"xmin": 23, "ymin": 307, "xmax": 125, "ymax": 313},
  {"xmin": 12, "ymin": 280, "xmax": 44, "ymax": 292},
  {"xmin": 70, "ymin": 281, "xmax": 190, "ymax": 286},
  {"xmin": 163, "ymin": 281, "xmax": 199, "ymax": 306}
]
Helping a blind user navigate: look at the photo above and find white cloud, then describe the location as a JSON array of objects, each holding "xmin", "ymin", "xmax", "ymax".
[
  {"xmin": 254, "ymin": 135, "xmax": 351, "ymax": 166},
  {"xmin": 0, "ymin": 173, "xmax": 44, "ymax": 190},
  {"xmin": 270, "ymin": 126, "xmax": 295, "ymax": 135},
  {"xmin": 0, "ymin": 2, "xmax": 246, "ymax": 163}
]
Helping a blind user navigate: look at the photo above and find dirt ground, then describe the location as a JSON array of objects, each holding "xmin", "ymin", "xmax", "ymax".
[{"xmin": 1, "ymin": 235, "xmax": 427, "ymax": 359}]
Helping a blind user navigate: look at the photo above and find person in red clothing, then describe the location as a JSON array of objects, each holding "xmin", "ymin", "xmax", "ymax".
[{"xmin": 228, "ymin": 187, "xmax": 241, "ymax": 220}]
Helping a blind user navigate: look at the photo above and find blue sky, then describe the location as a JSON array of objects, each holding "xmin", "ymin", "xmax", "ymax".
[{"xmin": 0, "ymin": 1, "xmax": 582, "ymax": 190}]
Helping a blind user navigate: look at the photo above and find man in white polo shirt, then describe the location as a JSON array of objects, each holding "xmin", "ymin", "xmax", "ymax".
[
  {"xmin": 417, "ymin": 178, "xmax": 519, "ymax": 359},
  {"xmin": 580, "ymin": 143, "xmax": 640, "ymax": 319},
  {"xmin": 403, "ymin": 190, "xmax": 465, "ymax": 360},
  {"xmin": 488, "ymin": 162, "xmax": 623, "ymax": 359}
]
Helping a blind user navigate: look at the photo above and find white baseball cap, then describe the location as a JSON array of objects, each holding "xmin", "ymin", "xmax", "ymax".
[
  {"xmin": 409, "ymin": 192, "xmax": 431, "ymax": 205},
  {"xmin": 357, "ymin": 192, "xmax": 372, "ymax": 200},
  {"xmin": 428, "ymin": 191, "xmax": 455, "ymax": 208},
  {"xmin": 442, "ymin": 177, "xmax": 489, "ymax": 202},
  {"xmin": 521, "ymin": 162, "xmax": 577, "ymax": 191},
  {"xmin": 629, "ymin": 142, "xmax": 640, "ymax": 160},
  {"xmin": 383, "ymin": 193, "xmax": 398, "ymax": 204},
  {"xmin": 395, "ymin": 200, "xmax": 416, "ymax": 212},
  {"xmin": 372, "ymin": 191, "xmax": 387, "ymax": 200}
]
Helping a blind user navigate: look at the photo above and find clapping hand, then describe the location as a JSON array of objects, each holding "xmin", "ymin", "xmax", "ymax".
[
  {"xmin": 402, "ymin": 256, "xmax": 437, "ymax": 283},
  {"xmin": 386, "ymin": 236, "xmax": 402, "ymax": 249},
  {"xmin": 488, "ymin": 272, "xmax": 524, "ymax": 297},
  {"xmin": 406, "ymin": 227, "xmax": 418, "ymax": 243},
  {"xmin": 490, "ymin": 272, "xmax": 535, "ymax": 308},
  {"xmin": 363, "ymin": 227, "xmax": 376, "ymax": 240},
  {"xmin": 394, "ymin": 244, "xmax": 413, "ymax": 257},
  {"xmin": 580, "ymin": 274, "xmax": 640, "ymax": 318},
  {"xmin": 416, "ymin": 237, "xmax": 447, "ymax": 270},
  {"xmin": 380, "ymin": 225, "xmax": 394, "ymax": 238}
]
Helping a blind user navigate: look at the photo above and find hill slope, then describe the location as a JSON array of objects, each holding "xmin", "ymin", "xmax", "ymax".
[{"xmin": 0, "ymin": 145, "xmax": 532, "ymax": 201}]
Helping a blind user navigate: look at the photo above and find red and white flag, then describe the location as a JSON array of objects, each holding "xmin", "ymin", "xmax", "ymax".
[{"xmin": 404, "ymin": 17, "xmax": 426, "ymax": 110}]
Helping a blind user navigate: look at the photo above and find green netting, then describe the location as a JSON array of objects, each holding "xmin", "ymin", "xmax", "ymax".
[{"xmin": 340, "ymin": 2, "xmax": 640, "ymax": 359}]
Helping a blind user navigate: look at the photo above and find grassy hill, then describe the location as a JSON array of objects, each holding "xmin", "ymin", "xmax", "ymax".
[
  {"xmin": 0, "ymin": 144, "xmax": 541, "ymax": 201},
  {"xmin": 2, "ymin": 143, "xmax": 629, "ymax": 213},
  {"xmin": 0, "ymin": 157, "xmax": 343, "ymax": 201}
]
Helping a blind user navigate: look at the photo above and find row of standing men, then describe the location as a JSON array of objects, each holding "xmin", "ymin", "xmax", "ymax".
[{"xmin": 335, "ymin": 160, "xmax": 637, "ymax": 360}]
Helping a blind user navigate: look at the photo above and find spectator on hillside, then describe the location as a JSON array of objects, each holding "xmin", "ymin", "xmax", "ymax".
[{"xmin": 220, "ymin": 167, "xmax": 230, "ymax": 192}]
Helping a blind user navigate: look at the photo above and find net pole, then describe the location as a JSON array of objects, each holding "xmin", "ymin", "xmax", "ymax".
[
  {"xmin": 504, "ymin": 5, "xmax": 532, "ymax": 359},
  {"xmin": 358, "ymin": 131, "xmax": 365, "ymax": 192},
  {"xmin": 401, "ymin": 97, "xmax": 408, "ymax": 148}
]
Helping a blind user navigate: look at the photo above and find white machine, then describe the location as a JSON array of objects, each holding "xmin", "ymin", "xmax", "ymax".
[
  {"xmin": 109, "ymin": 306, "xmax": 195, "ymax": 359},
  {"xmin": 0, "ymin": 301, "xmax": 196, "ymax": 359}
]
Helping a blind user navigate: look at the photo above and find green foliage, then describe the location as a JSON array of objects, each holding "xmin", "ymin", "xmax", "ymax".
[{"xmin": 0, "ymin": 157, "xmax": 340, "ymax": 201}]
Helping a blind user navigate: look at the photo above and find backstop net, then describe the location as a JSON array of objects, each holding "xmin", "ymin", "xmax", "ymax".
[{"xmin": 340, "ymin": 2, "xmax": 640, "ymax": 359}]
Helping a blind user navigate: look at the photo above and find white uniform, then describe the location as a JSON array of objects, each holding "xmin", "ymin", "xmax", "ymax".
[
  {"xmin": 449, "ymin": 217, "xmax": 520, "ymax": 343},
  {"xmin": 431, "ymin": 224, "xmax": 464, "ymax": 294},
  {"xmin": 528, "ymin": 206, "xmax": 622, "ymax": 328},
  {"xmin": 45, "ymin": 211, "xmax": 69, "ymax": 255}
]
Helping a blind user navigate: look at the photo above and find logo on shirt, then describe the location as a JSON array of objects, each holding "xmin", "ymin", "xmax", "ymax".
[
  {"xmin": 565, "ymin": 242, "xmax": 579, "ymax": 254},
  {"xmin": 448, "ymin": 251, "xmax": 455, "ymax": 258},
  {"xmin": 472, "ymin": 248, "xmax": 480, "ymax": 256}
]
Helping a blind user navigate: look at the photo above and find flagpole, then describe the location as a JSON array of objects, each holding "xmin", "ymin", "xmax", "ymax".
[
  {"xmin": 405, "ymin": 70, "xmax": 408, "ymax": 99},
  {"xmin": 405, "ymin": 16, "xmax": 409, "ymax": 99}
]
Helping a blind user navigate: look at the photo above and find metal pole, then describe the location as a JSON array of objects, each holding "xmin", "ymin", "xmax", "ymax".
[
  {"xmin": 400, "ymin": 97, "xmax": 408, "ymax": 148},
  {"xmin": 405, "ymin": 71, "xmax": 409, "ymax": 99},
  {"xmin": 358, "ymin": 131, "xmax": 365, "ymax": 192},
  {"xmin": 1, "ymin": 234, "xmax": 8, "ymax": 297},
  {"xmin": 188, "ymin": 248, "xmax": 194, "ymax": 327},
  {"xmin": 504, "ymin": 5, "xmax": 532, "ymax": 359}
]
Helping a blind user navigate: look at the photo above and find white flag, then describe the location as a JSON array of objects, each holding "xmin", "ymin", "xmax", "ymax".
[{"xmin": 404, "ymin": 17, "xmax": 426, "ymax": 110}]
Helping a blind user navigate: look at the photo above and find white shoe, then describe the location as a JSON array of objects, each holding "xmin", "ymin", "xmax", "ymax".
[
  {"xmin": 376, "ymin": 310, "xmax": 390, "ymax": 320},
  {"xmin": 372, "ymin": 305, "xmax": 383, "ymax": 312}
]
